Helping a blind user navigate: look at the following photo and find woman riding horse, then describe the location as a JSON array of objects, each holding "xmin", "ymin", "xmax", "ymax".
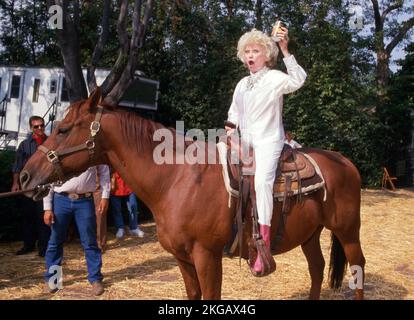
[
  {"xmin": 19, "ymin": 88, "xmax": 366, "ymax": 299},
  {"xmin": 225, "ymin": 27, "xmax": 306, "ymax": 275}
]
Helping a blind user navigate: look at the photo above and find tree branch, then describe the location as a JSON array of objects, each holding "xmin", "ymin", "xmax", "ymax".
[
  {"xmin": 87, "ymin": 0, "xmax": 111, "ymax": 92},
  {"xmin": 73, "ymin": 0, "xmax": 80, "ymax": 28},
  {"xmin": 386, "ymin": 16, "xmax": 414, "ymax": 55},
  {"xmin": 135, "ymin": 0, "xmax": 153, "ymax": 49},
  {"xmin": 117, "ymin": 0, "xmax": 130, "ymax": 54},
  {"xmin": 100, "ymin": 0, "xmax": 129, "ymax": 97},
  {"xmin": 225, "ymin": 0, "xmax": 233, "ymax": 19},
  {"xmin": 48, "ymin": 0, "xmax": 88, "ymax": 101},
  {"xmin": 371, "ymin": 0, "xmax": 383, "ymax": 31},
  {"xmin": 381, "ymin": 2, "xmax": 403, "ymax": 21},
  {"xmin": 104, "ymin": 0, "xmax": 154, "ymax": 106},
  {"xmin": 255, "ymin": 0, "xmax": 263, "ymax": 30},
  {"xmin": 131, "ymin": 0, "xmax": 142, "ymax": 50}
]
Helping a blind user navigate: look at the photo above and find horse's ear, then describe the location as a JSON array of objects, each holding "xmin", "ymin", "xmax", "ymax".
[{"xmin": 87, "ymin": 87, "xmax": 102, "ymax": 113}]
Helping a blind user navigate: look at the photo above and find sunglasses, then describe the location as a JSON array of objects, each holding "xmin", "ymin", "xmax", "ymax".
[{"xmin": 33, "ymin": 124, "xmax": 45, "ymax": 129}]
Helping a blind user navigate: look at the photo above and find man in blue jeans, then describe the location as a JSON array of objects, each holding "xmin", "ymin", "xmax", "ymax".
[{"xmin": 42, "ymin": 165, "xmax": 110, "ymax": 296}]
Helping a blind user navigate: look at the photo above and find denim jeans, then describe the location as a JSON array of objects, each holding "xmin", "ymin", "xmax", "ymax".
[
  {"xmin": 44, "ymin": 193, "xmax": 103, "ymax": 284},
  {"xmin": 110, "ymin": 193, "xmax": 138, "ymax": 230}
]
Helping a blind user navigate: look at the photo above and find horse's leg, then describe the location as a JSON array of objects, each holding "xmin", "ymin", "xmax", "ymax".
[
  {"xmin": 192, "ymin": 244, "xmax": 223, "ymax": 299},
  {"xmin": 342, "ymin": 241, "xmax": 365, "ymax": 300},
  {"xmin": 334, "ymin": 233, "xmax": 366, "ymax": 300},
  {"xmin": 301, "ymin": 225, "xmax": 325, "ymax": 300},
  {"xmin": 176, "ymin": 258, "xmax": 202, "ymax": 300}
]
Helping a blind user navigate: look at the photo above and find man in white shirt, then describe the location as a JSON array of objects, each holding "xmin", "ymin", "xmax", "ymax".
[
  {"xmin": 42, "ymin": 165, "xmax": 110, "ymax": 296},
  {"xmin": 285, "ymin": 131, "xmax": 302, "ymax": 149}
]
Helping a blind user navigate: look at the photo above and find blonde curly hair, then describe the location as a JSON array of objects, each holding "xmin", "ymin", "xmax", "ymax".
[{"xmin": 237, "ymin": 29, "xmax": 279, "ymax": 67}]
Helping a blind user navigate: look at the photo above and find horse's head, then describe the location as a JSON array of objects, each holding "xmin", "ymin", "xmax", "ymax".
[{"xmin": 20, "ymin": 88, "xmax": 107, "ymax": 200}]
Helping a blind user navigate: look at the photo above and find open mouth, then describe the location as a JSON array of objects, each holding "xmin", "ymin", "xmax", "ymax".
[{"xmin": 248, "ymin": 61, "xmax": 254, "ymax": 65}]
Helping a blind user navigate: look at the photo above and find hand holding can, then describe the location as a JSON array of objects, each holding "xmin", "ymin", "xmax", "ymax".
[{"xmin": 271, "ymin": 20, "xmax": 283, "ymax": 42}]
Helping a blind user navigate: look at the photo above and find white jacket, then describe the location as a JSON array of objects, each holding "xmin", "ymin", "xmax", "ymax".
[{"xmin": 227, "ymin": 55, "xmax": 307, "ymax": 142}]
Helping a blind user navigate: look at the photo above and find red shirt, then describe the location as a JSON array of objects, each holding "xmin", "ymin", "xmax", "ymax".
[
  {"xmin": 111, "ymin": 172, "xmax": 133, "ymax": 196},
  {"xmin": 32, "ymin": 133, "xmax": 47, "ymax": 146}
]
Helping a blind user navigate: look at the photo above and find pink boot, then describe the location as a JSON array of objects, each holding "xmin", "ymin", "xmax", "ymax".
[{"xmin": 253, "ymin": 224, "xmax": 272, "ymax": 274}]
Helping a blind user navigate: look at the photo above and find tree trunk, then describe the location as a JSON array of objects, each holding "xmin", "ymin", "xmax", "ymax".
[
  {"xmin": 225, "ymin": 0, "xmax": 233, "ymax": 19},
  {"xmin": 371, "ymin": 0, "xmax": 414, "ymax": 110},
  {"xmin": 376, "ymin": 48, "xmax": 390, "ymax": 107},
  {"xmin": 48, "ymin": 0, "xmax": 88, "ymax": 102},
  {"xmin": 59, "ymin": 30, "xmax": 88, "ymax": 102},
  {"xmin": 103, "ymin": 0, "xmax": 154, "ymax": 106},
  {"xmin": 255, "ymin": 0, "xmax": 263, "ymax": 30},
  {"xmin": 47, "ymin": 0, "xmax": 154, "ymax": 105},
  {"xmin": 100, "ymin": 0, "xmax": 130, "ymax": 98}
]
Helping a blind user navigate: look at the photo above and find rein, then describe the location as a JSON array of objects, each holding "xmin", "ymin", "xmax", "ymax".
[
  {"xmin": 37, "ymin": 105, "xmax": 104, "ymax": 182},
  {"xmin": 0, "ymin": 182, "xmax": 61, "ymax": 199}
]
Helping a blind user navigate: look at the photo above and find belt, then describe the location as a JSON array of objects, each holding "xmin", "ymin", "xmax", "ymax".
[{"xmin": 58, "ymin": 192, "xmax": 93, "ymax": 200}]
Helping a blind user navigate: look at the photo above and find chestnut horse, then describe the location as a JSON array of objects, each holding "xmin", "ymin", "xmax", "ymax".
[{"xmin": 20, "ymin": 89, "xmax": 365, "ymax": 299}]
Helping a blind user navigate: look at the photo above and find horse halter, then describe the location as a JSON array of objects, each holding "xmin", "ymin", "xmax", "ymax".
[{"xmin": 37, "ymin": 105, "xmax": 104, "ymax": 182}]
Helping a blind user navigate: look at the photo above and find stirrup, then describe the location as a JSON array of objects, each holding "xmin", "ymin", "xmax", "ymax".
[{"xmin": 248, "ymin": 239, "xmax": 276, "ymax": 277}]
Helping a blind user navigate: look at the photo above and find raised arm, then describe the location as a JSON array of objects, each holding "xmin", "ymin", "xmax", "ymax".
[{"xmin": 275, "ymin": 26, "xmax": 307, "ymax": 94}]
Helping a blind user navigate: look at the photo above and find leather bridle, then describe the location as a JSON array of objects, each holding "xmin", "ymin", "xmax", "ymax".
[{"xmin": 38, "ymin": 105, "xmax": 104, "ymax": 182}]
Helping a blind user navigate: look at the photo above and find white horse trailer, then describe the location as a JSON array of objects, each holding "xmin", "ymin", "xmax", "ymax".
[{"xmin": 0, "ymin": 66, "xmax": 159, "ymax": 149}]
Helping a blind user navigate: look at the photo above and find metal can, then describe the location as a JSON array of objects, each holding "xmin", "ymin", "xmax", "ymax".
[{"xmin": 271, "ymin": 20, "xmax": 283, "ymax": 42}]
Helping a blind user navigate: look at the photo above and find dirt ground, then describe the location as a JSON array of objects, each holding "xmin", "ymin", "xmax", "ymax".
[{"xmin": 0, "ymin": 188, "xmax": 413, "ymax": 300}]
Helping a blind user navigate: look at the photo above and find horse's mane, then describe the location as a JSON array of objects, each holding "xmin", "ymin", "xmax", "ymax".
[
  {"xmin": 116, "ymin": 109, "xmax": 167, "ymax": 152},
  {"xmin": 112, "ymin": 107, "xmax": 196, "ymax": 154},
  {"xmin": 67, "ymin": 100, "xmax": 212, "ymax": 159}
]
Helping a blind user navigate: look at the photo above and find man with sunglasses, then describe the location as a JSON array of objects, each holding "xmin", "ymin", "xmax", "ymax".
[{"xmin": 11, "ymin": 116, "xmax": 50, "ymax": 257}]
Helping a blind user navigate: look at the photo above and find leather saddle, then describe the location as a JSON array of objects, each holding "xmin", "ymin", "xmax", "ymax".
[
  {"xmin": 222, "ymin": 125, "xmax": 325, "ymax": 276},
  {"xmin": 226, "ymin": 134, "xmax": 322, "ymax": 199},
  {"xmin": 224, "ymin": 129, "xmax": 325, "ymax": 241}
]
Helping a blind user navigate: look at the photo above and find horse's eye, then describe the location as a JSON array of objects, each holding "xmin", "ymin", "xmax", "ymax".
[{"xmin": 58, "ymin": 127, "xmax": 70, "ymax": 135}]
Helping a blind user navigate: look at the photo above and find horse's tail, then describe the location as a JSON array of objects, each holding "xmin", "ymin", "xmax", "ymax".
[{"xmin": 328, "ymin": 233, "xmax": 347, "ymax": 289}]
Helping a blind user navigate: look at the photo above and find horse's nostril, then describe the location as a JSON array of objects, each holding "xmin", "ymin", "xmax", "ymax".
[{"xmin": 20, "ymin": 170, "xmax": 31, "ymax": 187}]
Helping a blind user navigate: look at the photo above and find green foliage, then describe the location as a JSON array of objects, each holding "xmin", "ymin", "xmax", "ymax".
[
  {"xmin": 83, "ymin": 0, "xmax": 414, "ymax": 186},
  {"xmin": 0, "ymin": 0, "xmax": 61, "ymax": 65},
  {"xmin": 379, "ymin": 43, "xmax": 414, "ymax": 185},
  {"xmin": 138, "ymin": 2, "xmax": 249, "ymax": 130},
  {"xmin": 0, "ymin": 151, "xmax": 22, "ymax": 241},
  {"xmin": 78, "ymin": 2, "xmax": 121, "ymax": 67},
  {"xmin": 282, "ymin": 16, "xmax": 386, "ymax": 186}
]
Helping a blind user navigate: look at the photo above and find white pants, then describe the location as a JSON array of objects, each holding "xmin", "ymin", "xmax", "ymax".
[{"xmin": 252, "ymin": 137, "xmax": 285, "ymax": 226}]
